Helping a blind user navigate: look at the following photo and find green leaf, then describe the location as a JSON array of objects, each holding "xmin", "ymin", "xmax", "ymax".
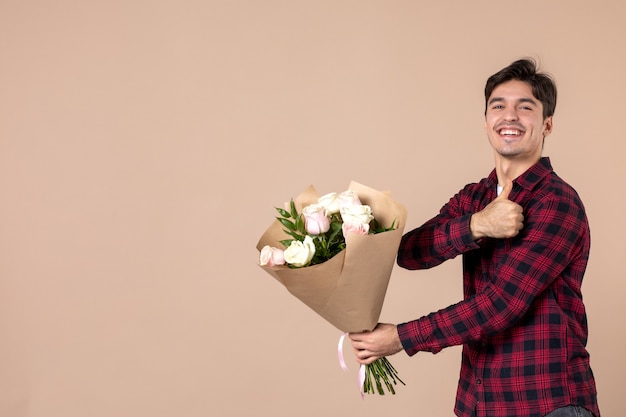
[
  {"xmin": 275, "ymin": 207, "xmax": 291, "ymax": 218},
  {"xmin": 327, "ymin": 221, "xmax": 343, "ymax": 242},
  {"xmin": 277, "ymin": 217, "xmax": 296, "ymax": 231},
  {"xmin": 370, "ymin": 218, "xmax": 397, "ymax": 234},
  {"xmin": 289, "ymin": 199, "xmax": 298, "ymax": 218},
  {"xmin": 283, "ymin": 230, "xmax": 304, "ymax": 241},
  {"xmin": 295, "ymin": 214, "xmax": 306, "ymax": 234},
  {"xmin": 279, "ymin": 239, "xmax": 294, "ymax": 247}
]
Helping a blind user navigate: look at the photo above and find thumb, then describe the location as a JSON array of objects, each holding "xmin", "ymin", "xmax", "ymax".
[{"xmin": 498, "ymin": 179, "xmax": 514, "ymax": 200}]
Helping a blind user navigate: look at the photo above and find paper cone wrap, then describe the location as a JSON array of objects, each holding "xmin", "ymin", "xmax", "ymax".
[{"xmin": 256, "ymin": 181, "xmax": 407, "ymax": 333}]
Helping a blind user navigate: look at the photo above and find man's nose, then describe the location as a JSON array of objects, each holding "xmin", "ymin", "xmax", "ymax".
[{"xmin": 503, "ymin": 108, "xmax": 519, "ymax": 121}]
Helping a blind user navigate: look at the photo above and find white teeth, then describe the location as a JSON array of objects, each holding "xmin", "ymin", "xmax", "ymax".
[{"xmin": 500, "ymin": 129, "xmax": 520, "ymax": 135}]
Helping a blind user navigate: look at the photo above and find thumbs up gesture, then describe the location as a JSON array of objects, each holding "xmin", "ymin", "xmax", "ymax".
[{"xmin": 470, "ymin": 179, "xmax": 524, "ymax": 239}]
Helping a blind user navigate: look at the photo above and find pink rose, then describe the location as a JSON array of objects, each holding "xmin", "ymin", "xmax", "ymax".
[
  {"xmin": 259, "ymin": 245, "xmax": 285, "ymax": 267},
  {"xmin": 342, "ymin": 221, "xmax": 370, "ymax": 236},
  {"xmin": 302, "ymin": 203, "xmax": 330, "ymax": 235}
]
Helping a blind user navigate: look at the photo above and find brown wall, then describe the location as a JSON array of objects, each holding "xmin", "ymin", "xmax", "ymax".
[{"xmin": 1, "ymin": 1, "xmax": 623, "ymax": 416}]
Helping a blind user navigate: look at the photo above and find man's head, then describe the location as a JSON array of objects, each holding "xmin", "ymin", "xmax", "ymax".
[{"xmin": 484, "ymin": 59, "xmax": 557, "ymax": 120}]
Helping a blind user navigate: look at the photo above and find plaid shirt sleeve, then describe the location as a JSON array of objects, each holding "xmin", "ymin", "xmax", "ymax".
[
  {"xmin": 397, "ymin": 186, "xmax": 481, "ymax": 272},
  {"xmin": 396, "ymin": 180, "xmax": 589, "ymax": 356}
]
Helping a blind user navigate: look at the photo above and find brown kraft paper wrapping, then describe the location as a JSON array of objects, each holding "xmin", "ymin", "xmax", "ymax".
[{"xmin": 256, "ymin": 181, "xmax": 407, "ymax": 333}]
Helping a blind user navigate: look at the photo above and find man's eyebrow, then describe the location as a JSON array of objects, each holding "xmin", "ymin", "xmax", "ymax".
[
  {"xmin": 487, "ymin": 97, "xmax": 538, "ymax": 106},
  {"xmin": 518, "ymin": 97, "xmax": 538, "ymax": 106},
  {"xmin": 488, "ymin": 97, "xmax": 504, "ymax": 105}
]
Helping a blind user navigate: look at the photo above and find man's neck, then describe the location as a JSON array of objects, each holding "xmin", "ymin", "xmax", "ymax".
[{"xmin": 494, "ymin": 154, "xmax": 541, "ymax": 186}]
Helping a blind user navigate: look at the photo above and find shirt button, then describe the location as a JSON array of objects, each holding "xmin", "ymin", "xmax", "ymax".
[{"xmin": 476, "ymin": 379, "xmax": 482, "ymax": 385}]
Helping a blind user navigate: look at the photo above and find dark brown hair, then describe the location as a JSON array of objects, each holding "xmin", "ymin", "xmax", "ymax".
[{"xmin": 484, "ymin": 58, "xmax": 557, "ymax": 119}]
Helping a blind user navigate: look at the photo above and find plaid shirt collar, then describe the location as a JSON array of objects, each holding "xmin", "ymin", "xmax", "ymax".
[{"xmin": 485, "ymin": 156, "xmax": 553, "ymax": 192}]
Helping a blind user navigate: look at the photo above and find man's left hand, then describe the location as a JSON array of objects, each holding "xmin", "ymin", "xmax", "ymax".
[{"xmin": 349, "ymin": 323, "xmax": 403, "ymax": 365}]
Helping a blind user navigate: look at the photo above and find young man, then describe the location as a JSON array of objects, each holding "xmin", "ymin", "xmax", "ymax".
[{"xmin": 349, "ymin": 59, "xmax": 600, "ymax": 417}]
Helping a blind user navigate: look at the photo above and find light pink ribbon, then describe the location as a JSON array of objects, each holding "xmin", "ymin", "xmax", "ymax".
[
  {"xmin": 337, "ymin": 332, "xmax": 349, "ymax": 371},
  {"xmin": 338, "ymin": 332, "xmax": 366, "ymax": 399}
]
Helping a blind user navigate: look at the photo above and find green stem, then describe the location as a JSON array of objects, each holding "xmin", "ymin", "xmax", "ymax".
[{"xmin": 363, "ymin": 357, "xmax": 405, "ymax": 395}]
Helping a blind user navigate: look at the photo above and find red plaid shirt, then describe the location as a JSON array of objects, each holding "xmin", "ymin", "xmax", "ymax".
[{"xmin": 396, "ymin": 158, "xmax": 600, "ymax": 417}]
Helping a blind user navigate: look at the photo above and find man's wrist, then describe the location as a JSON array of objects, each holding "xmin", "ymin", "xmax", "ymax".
[{"xmin": 470, "ymin": 212, "xmax": 484, "ymax": 240}]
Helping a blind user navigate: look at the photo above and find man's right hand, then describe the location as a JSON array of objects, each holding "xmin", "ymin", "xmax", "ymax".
[{"xmin": 470, "ymin": 179, "xmax": 524, "ymax": 240}]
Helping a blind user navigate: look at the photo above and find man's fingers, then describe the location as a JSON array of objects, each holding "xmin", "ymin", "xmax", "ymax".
[
  {"xmin": 353, "ymin": 348, "xmax": 379, "ymax": 365},
  {"xmin": 348, "ymin": 332, "xmax": 367, "ymax": 343},
  {"xmin": 349, "ymin": 333, "xmax": 370, "ymax": 350},
  {"xmin": 498, "ymin": 178, "xmax": 514, "ymax": 200}
]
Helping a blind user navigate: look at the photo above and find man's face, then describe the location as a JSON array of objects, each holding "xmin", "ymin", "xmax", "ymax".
[{"xmin": 484, "ymin": 80, "xmax": 553, "ymax": 162}]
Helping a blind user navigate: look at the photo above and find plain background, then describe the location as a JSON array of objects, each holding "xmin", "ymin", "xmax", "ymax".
[{"xmin": 1, "ymin": 1, "xmax": 624, "ymax": 416}]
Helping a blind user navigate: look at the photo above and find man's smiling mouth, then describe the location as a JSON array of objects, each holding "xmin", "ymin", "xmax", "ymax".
[
  {"xmin": 496, "ymin": 127, "xmax": 526, "ymax": 139},
  {"xmin": 498, "ymin": 128, "xmax": 524, "ymax": 136}
]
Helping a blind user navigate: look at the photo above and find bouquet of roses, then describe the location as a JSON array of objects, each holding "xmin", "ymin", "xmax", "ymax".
[{"xmin": 256, "ymin": 181, "xmax": 407, "ymax": 395}]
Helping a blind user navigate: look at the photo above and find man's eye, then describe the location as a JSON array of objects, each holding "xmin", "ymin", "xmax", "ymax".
[{"xmin": 492, "ymin": 105, "xmax": 504, "ymax": 109}]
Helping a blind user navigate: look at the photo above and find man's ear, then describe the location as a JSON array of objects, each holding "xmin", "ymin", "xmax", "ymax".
[{"xmin": 543, "ymin": 116, "xmax": 553, "ymax": 137}]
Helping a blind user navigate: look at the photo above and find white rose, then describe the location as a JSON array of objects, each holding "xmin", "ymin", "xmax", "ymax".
[
  {"xmin": 340, "ymin": 204, "xmax": 374, "ymax": 226},
  {"xmin": 337, "ymin": 190, "xmax": 361, "ymax": 208},
  {"xmin": 284, "ymin": 235, "xmax": 316, "ymax": 267},
  {"xmin": 318, "ymin": 190, "xmax": 362, "ymax": 214},
  {"xmin": 317, "ymin": 192, "xmax": 341, "ymax": 214}
]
